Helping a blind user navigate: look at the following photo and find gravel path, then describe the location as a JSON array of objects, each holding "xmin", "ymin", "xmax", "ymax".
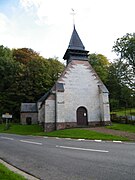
[{"xmin": 87, "ymin": 127, "xmax": 135, "ymax": 141}]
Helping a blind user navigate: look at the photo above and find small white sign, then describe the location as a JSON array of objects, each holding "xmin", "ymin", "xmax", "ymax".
[{"xmin": 2, "ymin": 114, "xmax": 12, "ymax": 119}]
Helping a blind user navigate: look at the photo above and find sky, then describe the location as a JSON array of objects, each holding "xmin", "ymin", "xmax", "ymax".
[{"xmin": 0, "ymin": 0, "xmax": 135, "ymax": 63}]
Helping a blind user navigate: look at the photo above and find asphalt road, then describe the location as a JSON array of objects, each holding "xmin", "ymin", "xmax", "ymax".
[{"xmin": 0, "ymin": 133, "xmax": 135, "ymax": 180}]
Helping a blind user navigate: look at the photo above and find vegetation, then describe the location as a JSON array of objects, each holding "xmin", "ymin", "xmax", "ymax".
[
  {"xmin": 0, "ymin": 163, "xmax": 26, "ymax": 180},
  {"xmin": 0, "ymin": 46, "xmax": 64, "ymax": 120},
  {"xmin": 0, "ymin": 124, "xmax": 43, "ymax": 135},
  {"xmin": 113, "ymin": 33, "xmax": 135, "ymax": 75},
  {"xmin": 0, "ymin": 124, "xmax": 129, "ymax": 141},
  {"xmin": 107, "ymin": 123, "xmax": 135, "ymax": 133},
  {"xmin": 42, "ymin": 128, "xmax": 128, "ymax": 141},
  {"xmin": 88, "ymin": 53, "xmax": 110, "ymax": 85},
  {"xmin": 111, "ymin": 33, "xmax": 135, "ymax": 110}
]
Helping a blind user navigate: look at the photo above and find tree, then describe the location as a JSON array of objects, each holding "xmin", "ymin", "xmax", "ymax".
[
  {"xmin": 106, "ymin": 60, "xmax": 135, "ymax": 110},
  {"xmin": 13, "ymin": 48, "xmax": 40, "ymax": 64},
  {"xmin": 47, "ymin": 58, "xmax": 65, "ymax": 85},
  {"xmin": 0, "ymin": 45, "xmax": 22, "ymax": 117},
  {"xmin": 88, "ymin": 53, "xmax": 110, "ymax": 84},
  {"xmin": 113, "ymin": 33, "xmax": 135, "ymax": 73},
  {"xmin": 0, "ymin": 45, "xmax": 65, "ymax": 120},
  {"xmin": 112, "ymin": 33, "xmax": 135, "ymax": 110}
]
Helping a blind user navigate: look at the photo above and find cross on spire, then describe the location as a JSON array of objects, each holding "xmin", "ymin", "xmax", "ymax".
[{"xmin": 71, "ymin": 9, "xmax": 76, "ymax": 26}]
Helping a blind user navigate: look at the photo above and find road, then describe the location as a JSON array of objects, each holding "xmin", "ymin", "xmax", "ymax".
[{"xmin": 0, "ymin": 133, "xmax": 135, "ymax": 180}]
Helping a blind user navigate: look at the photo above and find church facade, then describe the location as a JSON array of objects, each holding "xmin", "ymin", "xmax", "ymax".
[{"xmin": 21, "ymin": 26, "xmax": 111, "ymax": 132}]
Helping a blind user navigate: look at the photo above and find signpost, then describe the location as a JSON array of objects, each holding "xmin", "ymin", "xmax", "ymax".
[{"xmin": 2, "ymin": 113, "xmax": 12, "ymax": 130}]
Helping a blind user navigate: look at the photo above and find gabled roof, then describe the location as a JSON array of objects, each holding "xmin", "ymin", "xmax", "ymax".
[
  {"xmin": 21, "ymin": 103, "xmax": 37, "ymax": 112},
  {"xmin": 68, "ymin": 25, "xmax": 85, "ymax": 50},
  {"xmin": 37, "ymin": 83, "xmax": 64, "ymax": 108}
]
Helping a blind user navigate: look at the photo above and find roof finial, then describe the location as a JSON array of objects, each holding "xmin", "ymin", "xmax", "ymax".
[{"xmin": 71, "ymin": 9, "xmax": 75, "ymax": 27}]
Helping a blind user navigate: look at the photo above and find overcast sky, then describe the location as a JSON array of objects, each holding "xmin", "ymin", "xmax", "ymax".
[{"xmin": 0, "ymin": 0, "xmax": 134, "ymax": 63}]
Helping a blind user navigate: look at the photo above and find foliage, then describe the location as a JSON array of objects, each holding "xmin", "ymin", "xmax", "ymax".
[
  {"xmin": 0, "ymin": 45, "xmax": 64, "ymax": 119},
  {"xmin": 13, "ymin": 48, "xmax": 40, "ymax": 64},
  {"xmin": 106, "ymin": 60, "xmax": 135, "ymax": 110},
  {"xmin": 0, "ymin": 46, "xmax": 22, "ymax": 117},
  {"xmin": 0, "ymin": 163, "xmax": 26, "ymax": 180},
  {"xmin": 113, "ymin": 33, "xmax": 135, "ymax": 73},
  {"xmin": 88, "ymin": 53, "xmax": 110, "ymax": 84},
  {"xmin": 109, "ymin": 33, "xmax": 135, "ymax": 110}
]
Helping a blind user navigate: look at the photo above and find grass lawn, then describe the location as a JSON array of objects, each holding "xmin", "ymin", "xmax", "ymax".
[
  {"xmin": 107, "ymin": 123, "xmax": 135, "ymax": 133},
  {"xmin": 0, "ymin": 123, "xmax": 129, "ymax": 141},
  {"xmin": 111, "ymin": 108, "xmax": 135, "ymax": 116},
  {"xmin": 2, "ymin": 123, "xmax": 135, "ymax": 141},
  {"xmin": 42, "ymin": 128, "xmax": 129, "ymax": 141},
  {"xmin": 0, "ymin": 163, "xmax": 26, "ymax": 180},
  {"xmin": 0, "ymin": 124, "xmax": 43, "ymax": 135}
]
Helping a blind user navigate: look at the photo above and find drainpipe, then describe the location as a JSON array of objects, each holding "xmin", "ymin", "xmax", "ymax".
[{"xmin": 54, "ymin": 92, "xmax": 57, "ymax": 131}]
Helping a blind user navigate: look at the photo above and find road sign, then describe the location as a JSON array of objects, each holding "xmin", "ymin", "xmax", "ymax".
[{"xmin": 2, "ymin": 113, "xmax": 12, "ymax": 119}]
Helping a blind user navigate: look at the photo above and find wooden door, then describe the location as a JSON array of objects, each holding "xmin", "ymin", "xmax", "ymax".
[{"xmin": 77, "ymin": 107, "xmax": 88, "ymax": 126}]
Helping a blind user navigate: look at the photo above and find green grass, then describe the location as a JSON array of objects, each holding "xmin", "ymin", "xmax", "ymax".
[
  {"xmin": 0, "ymin": 163, "xmax": 26, "ymax": 180},
  {"xmin": 0, "ymin": 123, "xmax": 131, "ymax": 141},
  {"xmin": 42, "ymin": 128, "xmax": 128, "ymax": 141},
  {"xmin": 111, "ymin": 108, "xmax": 135, "ymax": 116},
  {"xmin": 107, "ymin": 123, "xmax": 135, "ymax": 133},
  {"xmin": 0, "ymin": 124, "xmax": 43, "ymax": 135}
]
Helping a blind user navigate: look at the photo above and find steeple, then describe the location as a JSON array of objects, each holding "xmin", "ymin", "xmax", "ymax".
[{"xmin": 63, "ymin": 25, "xmax": 89, "ymax": 64}]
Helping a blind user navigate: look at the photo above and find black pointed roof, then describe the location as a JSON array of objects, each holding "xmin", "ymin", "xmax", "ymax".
[
  {"xmin": 63, "ymin": 26, "xmax": 89, "ymax": 64},
  {"xmin": 68, "ymin": 25, "xmax": 85, "ymax": 50}
]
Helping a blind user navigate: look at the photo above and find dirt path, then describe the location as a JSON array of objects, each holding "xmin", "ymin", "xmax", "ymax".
[{"xmin": 86, "ymin": 127, "xmax": 135, "ymax": 141}]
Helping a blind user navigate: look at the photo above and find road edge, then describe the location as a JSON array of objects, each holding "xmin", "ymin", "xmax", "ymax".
[{"xmin": 0, "ymin": 158, "xmax": 40, "ymax": 180}]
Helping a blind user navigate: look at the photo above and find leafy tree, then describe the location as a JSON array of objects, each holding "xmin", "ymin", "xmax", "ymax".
[
  {"xmin": 0, "ymin": 46, "xmax": 22, "ymax": 117},
  {"xmin": 48, "ymin": 58, "xmax": 65, "ymax": 85},
  {"xmin": 111, "ymin": 33, "xmax": 135, "ymax": 110},
  {"xmin": 13, "ymin": 48, "xmax": 40, "ymax": 64},
  {"xmin": 88, "ymin": 53, "xmax": 110, "ymax": 84},
  {"xmin": 113, "ymin": 33, "xmax": 135, "ymax": 73},
  {"xmin": 106, "ymin": 60, "xmax": 135, "ymax": 110},
  {"xmin": 0, "ymin": 45, "xmax": 65, "ymax": 120}
]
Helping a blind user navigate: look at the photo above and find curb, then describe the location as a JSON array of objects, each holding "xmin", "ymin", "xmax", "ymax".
[
  {"xmin": 45, "ymin": 136, "xmax": 135, "ymax": 144},
  {"xmin": 0, "ymin": 159, "xmax": 40, "ymax": 180}
]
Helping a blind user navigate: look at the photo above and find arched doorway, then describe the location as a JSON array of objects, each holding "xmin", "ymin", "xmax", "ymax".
[{"xmin": 77, "ymin": 107, "xmax": 88, "ymax": 126}]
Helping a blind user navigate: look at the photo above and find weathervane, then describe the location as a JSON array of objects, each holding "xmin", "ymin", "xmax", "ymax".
[{"xmin": 71, "ymin": 9, "xmax": 76, "ymax": 26}]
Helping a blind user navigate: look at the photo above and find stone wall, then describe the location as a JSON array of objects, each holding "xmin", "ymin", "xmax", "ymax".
[
  {"xmin": 20, "ymin": 112, "xmax": 38, "ymax": 125},
  {"xmin": 45, "ymin": 99, "xmax": 55, "ymax": 123}
]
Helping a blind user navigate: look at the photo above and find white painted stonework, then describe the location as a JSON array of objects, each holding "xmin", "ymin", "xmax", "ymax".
[{"xmin": 41, "ymin": 59, "xmax": 110, "ymax": 131}]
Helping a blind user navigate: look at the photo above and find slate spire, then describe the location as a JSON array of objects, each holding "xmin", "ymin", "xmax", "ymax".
[
  {"xmin": 63, "ymin": 25, "xmax": 89, "ymax": 64},
  {"xmin": 68, "ymin": 25, "xmax": 85, "ymax": 50}
]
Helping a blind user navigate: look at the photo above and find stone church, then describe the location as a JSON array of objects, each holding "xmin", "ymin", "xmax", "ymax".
[{"xmin": 21, "ymin": 26, "xmax": 111, "ymax": 132}]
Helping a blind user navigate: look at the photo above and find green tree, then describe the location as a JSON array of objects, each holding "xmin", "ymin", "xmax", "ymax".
[
  {"xmin": 0, "ymin": 45, "xmax": 22, "ymax": 117},
  {"xmin": 13, "ymin": 48, "xmax": 40, "ymax": 64},
  {"xmin": 48, "ymin": 58, "xmax": 65, "ymax": 85},
  {"xmin": 88, "ymin": 53, "xmax": 110, "ymax": 84},
  {"xmin": 113, "ymin": 33, "xmax": 135, "ymax": 73},
  {"xmin": 0, "ymin": 45, "xmax": 65, "ymax": 120},
  {"xmin": 106, "ymin": 60, "xmax": 135, "ymax": 110}
]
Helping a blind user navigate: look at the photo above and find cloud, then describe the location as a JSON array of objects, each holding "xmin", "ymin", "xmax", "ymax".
[
  {"xmin": 19, "ymin": 0, "xmax": 42, "ymax": 10},
  {"xmin": 0, "ymin": 13, "xmax": 10, "ymax": 33}
]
